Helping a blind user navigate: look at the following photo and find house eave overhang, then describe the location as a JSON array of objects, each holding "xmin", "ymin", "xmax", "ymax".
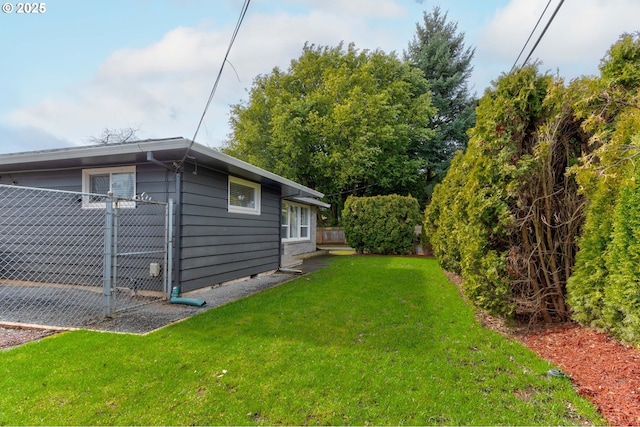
[
  {"xmin": 0, "ymin": 137, "xmax": 325, "ymax": 200},
  {"xmin": 285, "ymin": 196, "xmax": 331, "ymax": 209}
]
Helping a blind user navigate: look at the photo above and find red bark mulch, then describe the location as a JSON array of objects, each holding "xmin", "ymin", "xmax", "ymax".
[
  {"xmin": 519, "ymin": 323, "xmax": 640, "ymax": 426},
  {"xmin": 446, "ymin": 269, "xmax": 639, "ymax": 426}
]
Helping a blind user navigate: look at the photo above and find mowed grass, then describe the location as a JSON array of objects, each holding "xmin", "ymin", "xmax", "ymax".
[{"xmin": 0, "ymin": 256, "xmax": 604, "ymax": 425}]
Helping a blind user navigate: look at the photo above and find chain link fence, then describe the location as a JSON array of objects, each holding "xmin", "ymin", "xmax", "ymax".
[{"xmin": 0, "ymin": 184, "xmax": 171, "ymax": 328}]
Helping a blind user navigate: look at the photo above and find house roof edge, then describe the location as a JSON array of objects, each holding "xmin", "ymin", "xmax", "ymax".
[{"xmin": 0, "ymin": 137, "xmax": 326, "ymax": 200}]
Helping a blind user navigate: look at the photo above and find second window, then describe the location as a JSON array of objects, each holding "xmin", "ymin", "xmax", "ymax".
[{"xmin": 281, "ymin": 202, "xmax": 310, "ymax": 241}]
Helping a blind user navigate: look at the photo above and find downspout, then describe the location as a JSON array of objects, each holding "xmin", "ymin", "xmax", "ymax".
[
  {"xmin": 170, "ymin": 285, "xmax": 206, "ymax": 307},
  {"xmin": 169, "ymin": 168, "xmax": 207, "ymax": 307},
  {"xmin": 147, "ymin": 151, "xmax": 206, "ymax": 306},
  {"xmin": 278, "ymin": 196, "xmax": 282, "ymax": 268},
  {"xmin": 147, "ymin": 151, "xmax": 206, "ymax": 307},
  {"xmin": 173, "ymin": 170, "xmax": 183, "ymax": 290},
  {"xmin": 147, "ymin": 151, "xmax": 184, "ymax": 294}
]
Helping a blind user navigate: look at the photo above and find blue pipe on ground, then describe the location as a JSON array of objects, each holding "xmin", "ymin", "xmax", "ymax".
[{"xmin": 170, "ymin": 286, "xmax": 206, "ymax": 307}]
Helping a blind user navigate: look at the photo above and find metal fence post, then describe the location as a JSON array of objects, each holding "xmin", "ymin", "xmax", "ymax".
[
  {"xmin": 112, "ymin": 198, "xmax": 120, "ymax": 312},
  {"xmin": 103, "ymin": 193, "xmax": 114, "ymax": 317}
]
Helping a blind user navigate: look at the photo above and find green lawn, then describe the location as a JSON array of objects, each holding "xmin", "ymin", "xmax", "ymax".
[{"xmin": 0, "ymin": 256, "xmax": 604, "ymax": 425}]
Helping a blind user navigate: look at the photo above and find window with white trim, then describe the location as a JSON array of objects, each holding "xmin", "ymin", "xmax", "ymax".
[
  {"xmin": 82, "ymin": 166, "xmax": 136, "ymax": 208},
  {"xmin": 228, "ymin": 176, "xmax": 261, "ymax": 215},
  {"xmin": 281, "ymin": 202, "xmax": 310, "ymax": 241}
]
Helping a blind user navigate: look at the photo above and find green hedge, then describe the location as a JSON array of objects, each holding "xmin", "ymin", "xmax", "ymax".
[
  {"xmin": 424, "ymin": 65, "xmax": 551, "ymax": 319},
  {"xmin": 566, "ymin": 33, "xmax": 640, "ymax": 343},
  {"xmin": 342, "ymin": 195, "xmax": 421, "ymax": 255},
  {"xmin": 422, "ymin": 33, "xmax": 640, "ymax": 338}
]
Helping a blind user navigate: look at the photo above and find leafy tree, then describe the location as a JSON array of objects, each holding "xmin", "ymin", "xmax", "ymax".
[
  {"xmin": 425, "ymin": 33, "xmax": 640, "ymax": 331},
  {"xmin": 224, "ymin": 43, "xmax": 435, "ymax": 224},
  {"xmin": 602, "ymin": 168, "xmax": 640, "ymax": 343},
  {"xmin": 404, "ymin": 6, "xmax": 476, "ymax": 195}
]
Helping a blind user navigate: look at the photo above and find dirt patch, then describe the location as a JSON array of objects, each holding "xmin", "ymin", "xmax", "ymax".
[{"xmin": 0, "ymin": 325, "xmax": 59, "ymax": 350}]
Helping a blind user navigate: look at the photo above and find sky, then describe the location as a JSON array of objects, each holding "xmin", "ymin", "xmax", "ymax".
[{"xmin": 1, "ymin": 0, "xmax": 638, "ymax": 154}]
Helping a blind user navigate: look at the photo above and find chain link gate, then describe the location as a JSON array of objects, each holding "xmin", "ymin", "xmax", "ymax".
[
  {"xmin": 103, "ymin": 193, "xmax": 171, "ymax": 317},
  {"xmin": 0, "ymin": 184, "xmax": 171, "ymax": 329}
]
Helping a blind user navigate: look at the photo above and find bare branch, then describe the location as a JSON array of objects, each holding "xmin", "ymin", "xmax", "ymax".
[{"xmin": 88, "ymin": 126, "xmax": 141, "ymax": 145}]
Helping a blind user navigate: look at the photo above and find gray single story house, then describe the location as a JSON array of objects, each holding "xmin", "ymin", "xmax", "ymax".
[{"xmin": 0, "ymin": 137, "xmax": 329, "ymax": 293}]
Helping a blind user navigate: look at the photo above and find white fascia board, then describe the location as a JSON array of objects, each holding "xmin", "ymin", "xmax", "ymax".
[{"xmin": 0, "ymin": 138, "xmax": 325, "ymax": 199}]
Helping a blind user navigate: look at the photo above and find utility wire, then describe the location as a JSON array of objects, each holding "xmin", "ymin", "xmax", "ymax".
[
  {"xmin": 511, "ymin": 0, "xmax": 553, "ymax": 72},
  {"xmin": 520, "ymin": 0, "xmax": 565, "ymax": 68},
  {"xmin": 177, "ymin": 0, "xmax": 251, "ymax": 168}
]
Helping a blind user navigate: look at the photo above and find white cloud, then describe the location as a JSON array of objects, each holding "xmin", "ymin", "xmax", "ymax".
[
  {"xmin": 10, "ymin": 0, "xmax": 635, "ymax": 154},
  {"xmin": 7, "ymin": 22, "xmax": 250, "ymax": 147},
  {"xmin": 96, "ymin": 25, "xmax": 228, "ymax": 80},
  {"xmin": 279, "ymin": 0, "xmax": 406, "ymax": 19},
  {"xmin": 479, "ymin": 0, "xmax": 640, "ymax": 79},
  {"xmin": 0, "ymin": 123, "xmax": 73, "ymax": 154},
  {"xmin": 5, "ymin": 2, "xmax": 412, "ymax": 150}
]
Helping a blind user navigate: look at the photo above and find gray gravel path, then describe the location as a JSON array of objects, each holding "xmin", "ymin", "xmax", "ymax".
[{"xmin": 87, "ymin": 253, "xmax": 335, "ymax": 334}]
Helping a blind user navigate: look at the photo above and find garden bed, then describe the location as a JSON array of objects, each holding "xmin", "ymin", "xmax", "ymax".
[
  {"xmin": 520, "ymin": 324, "xmax": 640, "ymax": 426},
  {"xmin": 447, "ymin": 270, "xmax": 637, "ymax": 426}
]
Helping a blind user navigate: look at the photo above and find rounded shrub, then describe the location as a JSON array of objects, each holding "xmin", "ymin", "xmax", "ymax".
[{"xmin": 342, "ymin": 194, "xmax": 421, "ymax": 255}]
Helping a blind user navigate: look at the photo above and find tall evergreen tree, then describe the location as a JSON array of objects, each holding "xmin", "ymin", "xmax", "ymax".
[{"xmin": 404, "ymin": 7, "xmax": 476, "ymax": 194}]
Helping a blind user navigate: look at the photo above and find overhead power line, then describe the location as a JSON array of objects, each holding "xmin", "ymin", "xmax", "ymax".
[
  {"xmin": 511, "ymin": 0, "xmax": 553, "ymax": 72},
  {"xmin": 521, "ymin": 0, "xmax": 565, "ymax": 67},
  {"xmin": 177, "ymin": 0, "xmax": 251, "ymax": 168},
  {"xmin": 512, "ymin": 0, "xmax": 565, "ymax": 71}
]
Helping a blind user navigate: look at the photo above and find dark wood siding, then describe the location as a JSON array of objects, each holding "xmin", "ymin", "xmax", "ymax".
[
  {"xmin": 0, "ymin": 168, "xmax": 82, "ymax": 191},
  {"xmin": 0, "ymin": 163, "xmax": 175, "ymax": 199},
  {"xmin": 180, "ymin": 166, "xmax": 280, "ymax": 292}
]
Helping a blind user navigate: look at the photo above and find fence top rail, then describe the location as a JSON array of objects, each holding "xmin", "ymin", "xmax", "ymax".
[
  {"xmin": 0, "ymin": 184, "xmax": 168, "ymax": 206},
  {"xmin": 0, "ymin": 183, "xmax": 96, "ymax": 197}
]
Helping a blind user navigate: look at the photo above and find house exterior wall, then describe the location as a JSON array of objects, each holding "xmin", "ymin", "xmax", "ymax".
[
  {"xmin": 0, "ymin": 163, "xmax": 176, "ymax": 197},
  {"xmin": 179, "ymin": 165, "xmax": 281, "ymax": 292},
  {"xmin": 0, "ymin": 160, "xmax": 320, "ymax": 293},
  {"xmin": 0, "ymin": 168, "xmax": 82, "ymax": 191},
  {"xmin": 0, "ymin": 185, "xmax": 106, "ymax": 287}
]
